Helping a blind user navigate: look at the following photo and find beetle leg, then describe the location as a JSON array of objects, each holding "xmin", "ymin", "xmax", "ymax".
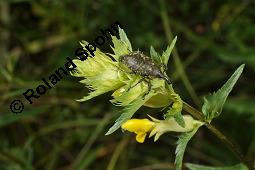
[
  {"xmin": 142, "ymin": 78, "xmax": 152, "ymax": 99},
  {"xmin": 127, "ymin": 77, "xmax": 145, "ymax": 92}
]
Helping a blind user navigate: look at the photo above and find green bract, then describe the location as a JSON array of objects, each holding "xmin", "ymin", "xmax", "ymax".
[{"xmin": 71, "ymin": 27, "xmax": 184, "ymax": 134}]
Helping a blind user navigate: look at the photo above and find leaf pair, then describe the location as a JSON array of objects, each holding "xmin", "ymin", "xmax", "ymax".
[
  {"xmin": 150, "ymin": 36, "xmax": 177, "ymax": 68},
  {"xmin": 202, "ymin": 64, "xmax": 245, "ymax": 122}
]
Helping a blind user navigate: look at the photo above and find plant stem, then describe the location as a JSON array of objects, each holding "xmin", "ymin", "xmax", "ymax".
[
  {"xmin": 107, "ymin": 137, "xmax": 129, "ymax": 170},
  {"xmin": 183, "ymin": 101, "xmax": 254, "ymax": 170}
]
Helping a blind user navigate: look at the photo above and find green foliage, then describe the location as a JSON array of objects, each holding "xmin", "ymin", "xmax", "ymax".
[
  {"xmin": 106, "ymin": 92, "xmax": 155, "ymax": 135},
  {"xmin": 119, "ymin": 27, "xmax": 132, "ymax": 52},
  {"xmin": 150, "ymin": 46, "xmax": 162, "ymax": 64},
  {"xmin": 173, "ymin": 113, "xmax": 185, "ymax": 128},
  {"xmin": 149, "ymin": 36, "xmax": 176, "ymax": 67},
  {"xmin": 202, "ymin": 64, "xmax": 245, "ymax": 122},
  {"xmin": 110, "ymin": 27, "xmax": 132, "ymax": 61},
  {"xmin": 162, "ymin": 36, "xmax": 177, "ymax": 66},
  {"xmin": 0, "ymin": 107, "xmax": 49, "ymax": 128},
  {"xmin": 186, "ymin": 163, "xmax": 248, "ymax": 170},
  {"xmin": 164, "ymin": 91, "xmax": 185, "ymax": 127},
  {"xmin": 175, "ymin": 124, "xmax": 202, "ymax": 170},
  {"xmin": 71, "ymin": 47, "xmax": 124, "ymax": 102}
]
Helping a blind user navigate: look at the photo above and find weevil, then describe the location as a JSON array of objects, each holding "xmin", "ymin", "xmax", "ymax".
[{"xmin": 119, "ymin": 51, "xmax": 171, "ymax": 93}]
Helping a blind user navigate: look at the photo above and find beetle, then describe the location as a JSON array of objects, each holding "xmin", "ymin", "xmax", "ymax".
[{"xmin": 119, "ymin": 51, "xmax": 171, "ymax": 93}]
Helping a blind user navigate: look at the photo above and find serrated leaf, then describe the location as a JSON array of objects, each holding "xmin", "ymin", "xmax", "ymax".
[
  {"xmin": 162, "ymin": 36, "xmax": 177, "ymax": 66},
  {"xmin": 202, "ymin": 64, "xmax": 244, "ymax": 121},
  {"xmin": 119, "ymin": 26, "xmax": 132, "ymax": 52},
  {"xmin": 110, "ymin": 36, "xmax": 131, "ymax": 60},
  {"xmin": 186, "ymin": 163, "xmax": 248, "ymax": 170},
  {"xmin": 150, "ymin": 46, "xmax": 162, "ymax": 64},
  {"xmin": 71, "ymin": 49, "xmax": 124, "ymax": 102},
  {"xmin": 174, "ymin": 112, "xmax": 185, "ymax": 128},
  {"xmin": 110, "ymin": 27, "xmax": 132, "ymax": 61},
  {"xmin": 105, "ymin": 92, "xmax": 155, "ymax": 135},
  {"xmin": 165, "ymin": 92, "xmax": 184, "ymax": 127},
  {"xmin": 175, "ymin": 125, "xmax": 201, "ymax": 170}
]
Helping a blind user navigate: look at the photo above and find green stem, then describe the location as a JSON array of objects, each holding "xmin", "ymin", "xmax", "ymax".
[
  {"xmin": 183, "ymin": 102, "xmax": 254, "ymax": 170},
  {"xmin": 107, "ymin": 137, "xmax": 129, "ymax": 170}
]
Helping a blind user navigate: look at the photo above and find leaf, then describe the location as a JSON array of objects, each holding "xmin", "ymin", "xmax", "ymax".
[
  {"xmin": 105, "ymin": 92, "xmax": 155, "ymax": 135},
  {"xmin": 119, "ymin": 26, "xmax": 132, "ymax": 52},
  {"xmin": 165, "ymin": 92, "xmax": 185, "ymax": 127},
  {"xmin": 110, "ymin": 27, "xmax": 132, "ymax": 61},
  {"xmin": 150, "ymin": 46, "xmax": 162, "ymax": 64},
  {"xmin": 162, "ymin": 36, "xmax": 177, "ymax": 66},
  {"xmin": 71, "ymin": 44, "xmax": 125, "ymax": 102},
  {"xmin": 110, "ymin": 36, "xmax": 131, "ymax": 60},
  {"xmin": 175, "ymin": 125, "xmax": 201, "ymax": 170},
  {"xmin": 174, "ymin": 112, "xmax": 185, "ymax": 128},
  {"xmin": 186, "ymin": 163, "xmax": 248, "ymax": 170},
  {"xmin": 0, "ymin": 107, "xmax": 49, "ymax": 128},
  {"xmin": 202, "ymin": 64, "xmax": 244, "ymax": 122}
]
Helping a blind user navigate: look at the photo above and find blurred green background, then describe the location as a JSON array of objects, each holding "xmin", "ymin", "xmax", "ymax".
[{"xmin": 0, "ymin": 0, "xmax": 255, "ymax": 170}]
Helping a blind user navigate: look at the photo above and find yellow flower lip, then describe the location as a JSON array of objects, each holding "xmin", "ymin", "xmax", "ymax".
[
  {"xmin": 121, "ymin": 119, "xmax": 155, "ymax": 143},
  {"xmin": 121, "ymin": 116, "xmax": 203, "ymax": 143},
  {"xmin": 121, "ymin": 119, "xmax": 155, "ymax": 132}
]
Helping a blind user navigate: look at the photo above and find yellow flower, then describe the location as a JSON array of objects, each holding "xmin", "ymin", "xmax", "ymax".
[
  {"xmin": 121, "ymin": 116, "xmax": 203, "ymax": 143},
  {"xmin": 148, "ymin": 115, "xmax": 202, "ymax": 141},
  {"xmin": 121, "ymin": 119, "xmax": 155, "ymax": 143}
]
